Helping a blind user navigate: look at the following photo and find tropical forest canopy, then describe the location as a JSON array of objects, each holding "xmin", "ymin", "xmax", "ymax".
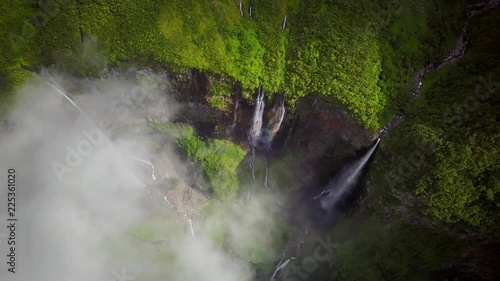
[
  {"xmin": 1, "ymin": 0, "xmax": 499, "ymax": 280},
  {"xmin": 1, "ymin": 0, "xmax": 466, "ymax": 129}
]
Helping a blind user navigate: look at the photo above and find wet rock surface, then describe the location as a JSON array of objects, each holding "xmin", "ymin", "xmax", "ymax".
[{"xmin": 276, "ymin": 94, "xmax": 373, "ymax": 189}]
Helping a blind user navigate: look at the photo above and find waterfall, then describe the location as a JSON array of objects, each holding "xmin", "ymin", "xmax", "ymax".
[
  {"xmin": 315, "ymin": 138, "xmax": 380, "ymax": 211},
  {"xmin": 269, "ymin": 224, "xmax": 308, "ymax": 281},
  {"xmin": 270, "ymin": 94, "xmax": 285, "ymax": 136},
  {"xmin": 45, "ymin": 72, "xmax": 200, "ymax": 241},
  {"xmin": 262, "ymin": 94, "xmax": 285, "ymax": 146},
  {"xmin": 249, "ymin": 0, "xmax": 254, "ymax": 19},
  {"xmin": 248, "ymin": 85, "xmax": 265, "ymax": 147},
  {"xmin": 377, "ymin": 0, "xmax": 500, "ymax": 138},
  {"xmin": 239, "ymin": 0, "xmax": 244, "ymax": 17},
  {"xmin": 45, "ymin": 81, "xmax": 94, "ymax": 124},
  {"xmin": 128, "ymin": 156, "xmax": 157, "ymax": 180},
  {"xmin": 187, "ymin": 219, "xmax": 195, "ymax": 239},
  {"xmin": 263, "ymin": 161, "xmax": 283, "ymax": 206},
  {"xmin": 282, "ymin": 15, "xmax": 287, "ymax": 32},
  {"xmin": 270, "ymin": 257, "xmax": 291, "ymax": 281},
  {"xmin": 231, "ymin": 97, "xmax": 239, "ymax": 131},
  {"xmin": 160, "ymin": 194, "xmax": 196, "ymax": 239}
]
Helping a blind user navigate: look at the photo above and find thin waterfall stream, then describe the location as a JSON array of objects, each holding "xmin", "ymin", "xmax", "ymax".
[
  {"xmin": 248, "ymin": 86, "xmax": 265, "ymax": 199},
  {"xmin": 315, "ymin": 138, "xmax": 380, "ymax": 211},
  {"xmin": 378, "ymin": 0, "xmax": 500, "ymax": 137},
  {"xmin": 44, "ymin": 72, "xmax": 196, "ymax": 239},
  {"xmin": 248, "ymin": 85, "xmax": 265, "ymax": 147},
  {"xmin": 269, "ymin": 2, "xmax": 500, "ymax": 279}
]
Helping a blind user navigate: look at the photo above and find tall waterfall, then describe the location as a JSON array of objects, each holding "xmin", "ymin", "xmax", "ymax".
[
  {"xmin": 45, "ymin": 77, "xmax": 94, "ymax": 124},
  {"xmin": 262, "ymin": 94, "xmax": 285, "ymax": 146},
  {"xmin": 231, "ymin": 96, "xmax": 239, "ymax": 131},
  {"xmin": 239, "ymin": 0, "xmax": 244, "ymax": 17},
  {"xmin": 249, "ymin": 0, "xmax": 254, "ymax": 19},
  {"xmin": 44, "ymin": 72, "xmax": 196, "ymax": 239},
  {"xmin": 248, "ymin": 85, "xmax": 265, "ymax": 147},
  {"xmin": 315, "ymin": 138, "xmax": 380, "ymax": 211}
]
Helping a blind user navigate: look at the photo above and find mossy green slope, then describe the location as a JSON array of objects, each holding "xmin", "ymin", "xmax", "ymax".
[
  {"xmin": 1, "ymin": 0, "xmax": 465, "ymax": 130},
  {"xmin": 150, "ymin": 122, "xmax": 245, "ymax": 200}
]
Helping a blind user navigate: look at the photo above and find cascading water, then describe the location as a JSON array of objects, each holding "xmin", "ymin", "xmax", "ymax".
[
  {"xmin": 231, "ymin": 96, "xmax": 239, "ymax": 131},
  {"xmin": 315, "ymin": 138, "xmax": 380, "ymax": 211},
  {"xmin": 264, "ymin": 160, "xmax": 283, "ymax": 207},
  {"xmin": 151, "ymin": 189, "xmax": 197, "ymax": 240},
  {"xmin": 377, "ymin": 0, "xmax": 500, "ymax": 138},
  {"xmin": 248, "ymin": 85, "xmax": 266, "ymax": 147},
  {"xmin": 248, "ymin": 86, "xmax": 266, "ymax": 185},
  {"xmin": 249, "ymin": 0, "xmax": 254, "ymax": 19},
  {"xmin": 282, "ymin": 15, "xmax": 288, "ymax": 32},
  {"xmin": 269, "ymin": 224, "xmax": 308, "ymax": 281},
  {"xmin": 262, "ymin": 94, "xmax": 286, "ymax": 147},
  {"xmin": 269, "ymin": 140, "xmax": 380, "ymax": 279},
  {"xmin": 45, "ymin": 78, "xmax": 94, "ymax": 124},
  {"xmin": 239, "ymin": 0, "xmax": 244, "ymax": 17},
  {"xmin": 128, "ymin": 156, "xmax": 157, "ymax": 181},
  {"xmin": 267, "ymin": 2, "xmax": 500, "ymax": 279},
  {"xmin": 270, "ymin": 255, "xmax": 292, "ymax": 281},
  {"xmin": 45, "ymin": 72, "xmax": 197, "ymax": 239}
]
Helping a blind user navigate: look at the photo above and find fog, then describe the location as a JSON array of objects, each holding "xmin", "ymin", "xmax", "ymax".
[{"xmin": 0, "ymin": 70, "xmax": 282, "ymax": 281}]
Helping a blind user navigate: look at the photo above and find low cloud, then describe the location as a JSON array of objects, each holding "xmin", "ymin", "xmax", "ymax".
[{"xmin": 0, "ymin": 70, "xmax": 281, "ymax": 281}]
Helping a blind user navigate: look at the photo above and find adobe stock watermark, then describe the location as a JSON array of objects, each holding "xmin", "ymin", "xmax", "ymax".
[
  {"xmin": 9, "ymin": 0, "xmax": 66, "ymax": 49},
  {"xmin": 51, "ymin": 127, "xmax": 104, "ymax": 182},
  {"xmin": 51, "ymin": 82, "xmax": 157, "ymax": 183},
  {"xmin": 383, "ymin": 73, "xmax": 499, "ymax": 192},
  {"xmin": 281, "ymin": 235, "xmax": 337, "ymax": 281}
]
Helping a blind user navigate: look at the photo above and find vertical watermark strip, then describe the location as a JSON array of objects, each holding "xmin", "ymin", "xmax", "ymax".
[{"xmin": 6, "ymin": 168, "xmax": 17, "ymax": 274}]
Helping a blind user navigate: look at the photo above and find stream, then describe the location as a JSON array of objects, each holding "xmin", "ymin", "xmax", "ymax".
[
  {"xmin": 377, "ymin": 0, "xmax": 500, "ymax": 138},
  {"xmin": 269, "ymin": 1, "xmax": 500, "ymax": 279}
]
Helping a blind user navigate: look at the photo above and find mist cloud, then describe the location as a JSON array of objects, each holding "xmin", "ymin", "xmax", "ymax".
[{"xmin": 0, "ymin": 70, "xmax": 282, "ymax": 281}]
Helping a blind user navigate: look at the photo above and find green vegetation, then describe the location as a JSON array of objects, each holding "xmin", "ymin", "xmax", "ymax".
[
  {"xmin": 267, "ymin": 154, "xmax": 301, "ymax": 191},
  {"xmin": 319, "ymin": 216, "xmax": 464, "ymax": 281},
  {"xmin": 0, "ymin": 0, "xmax": 37, "ymax": 115},
  {"xmin": 207, "ymin": 75, "xmax": 234, "ymax": 111},
  {"xmin": 0, "ymin": 1, "xmax": 498, "ymax": 280},
  {"xmin": 313, "ymin": 9, "xmax": 500, "ymax": 281},
  {"xmin": 376, "ymin": 0, "xmax": 466, "ymax": 122},
  {"xmin": 371, "ymin": 9, "xmax": 500, "ymax": 238},
  {"xmin": 150, "ymin": 122, "xmax": 245, "ymax": 200},
  {"xmin": 1, "ymin": 0, "xmax": 466, "ymax": 130}
]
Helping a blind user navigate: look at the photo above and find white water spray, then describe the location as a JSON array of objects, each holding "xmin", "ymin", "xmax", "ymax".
[
  {"xmin": 282, "ymin": 15, "xmax": 287, "ymax": 32},
  {"xmin": 248, "ymin": 86, "xmax": 265, "ymax": 147},
  {"xmin": 316, "ymin": 138, "xmax": 380, "ymax": 211},
  {"xmin": 239, "ymin": 0, "xmax": 244, "ymax": 17},
  {"xmin": 128, "ymin": 156, "xmax": 157, "ymax": 180},
  {"xmin": 45, "ymin": 73, "xmax": 197, "ymax": 239},
  {"xmin": 249, "ymin": 0, "xmax": 254, "ymax": 19},
  {"xmin": 231, "ymin": 97, "xmax": 239, "ymax": 131},
  {"xmin": 262, "ymin": 94, "xmax": 285, "ymax": 146}
]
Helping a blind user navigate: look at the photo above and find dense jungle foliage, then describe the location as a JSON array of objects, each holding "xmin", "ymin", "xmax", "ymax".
[
  {"xmin": 1, "ymin": 0, "xmax": 465, "ymax": 129},
  {"xmin": 1, "ymin": 0, "xmax": 499, "ymax": 280},
  {"xmin": 301, "ymin": 8, "xmax": 500, "ymax": 281}
]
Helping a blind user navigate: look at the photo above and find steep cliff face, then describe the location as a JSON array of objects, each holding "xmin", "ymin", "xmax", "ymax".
[
  {"xmin": 1, "ymin": 1, "xmax": 498, "ymax": 280},
  {"xmin": 275, "ymin": 95, "xmax": 373, "ymax": 188},
  {"xmin": 317, "ymin": 6, "xmax": 500, "ymax": 281}
]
